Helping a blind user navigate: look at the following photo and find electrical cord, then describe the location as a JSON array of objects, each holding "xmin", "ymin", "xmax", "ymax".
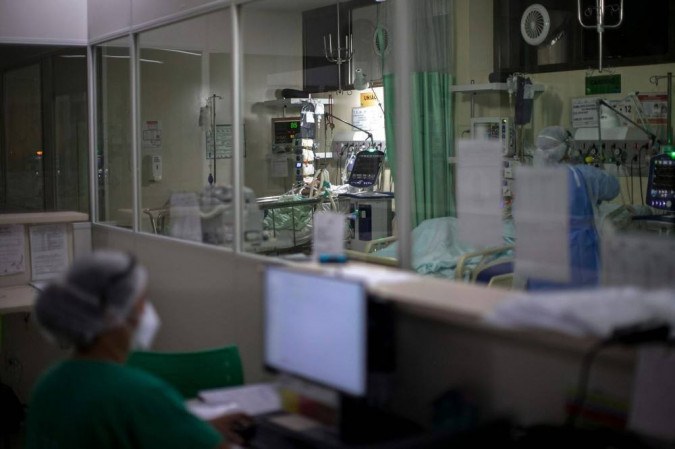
[
  {"xmin": 566, "ymin": 339, "xmax": 610, "ymax": 429},
  {"xmin": 566, "ymin": 321, "xmax": 671, "ymax": 429},
  {"xmin": 629, "ymin": 158, "xmax": 637, "ymax": 204},
  {"xmin": 638, "ymin": 145, "xmax": 646, "ymax": 206},
  {"xmin": 621, "ymin": 164, "xmax": 631, "ymax": 205},
  {"xmin": 370, "ymin": 87, "xmax": 385, "ymax": 116},
  {"xmin": 324, "ymin": 112, "xmax": 374, "ymax": 147}
]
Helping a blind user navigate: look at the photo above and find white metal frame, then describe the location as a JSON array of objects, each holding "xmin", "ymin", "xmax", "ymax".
[{"xmin": 86, "ymin": 0, "xmax": 413, "ymax": 270}]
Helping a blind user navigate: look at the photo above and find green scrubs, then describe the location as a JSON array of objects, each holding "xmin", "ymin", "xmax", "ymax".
[{"xmin": 25, "ymin": 359, "xmax": 222, "ymax": 449}]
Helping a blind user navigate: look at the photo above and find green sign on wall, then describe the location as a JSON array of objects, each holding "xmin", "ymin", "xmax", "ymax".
[{"xmin": 586, "ymin": 74, "xmax": 621, "ymax": 95}]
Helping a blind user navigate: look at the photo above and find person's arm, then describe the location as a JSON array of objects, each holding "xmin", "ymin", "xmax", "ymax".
[
  {"xmin": 209, "ymin": 412, "xmax": 255, "ymax": 447},
  {"xmin": 596, "ymin": 170, "xmax": 620, "ymax": 202},
  {"xmin": 577, "ymin": 165, "xmax": 620, "ymax": 203}
]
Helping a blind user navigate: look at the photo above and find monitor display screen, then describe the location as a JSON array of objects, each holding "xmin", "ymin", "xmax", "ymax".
[
  {"xmin": 264, "ymin": 267, "xmax": 367, "ymax": 397},
  {"xmin": 272, "ymin": 117, "xmax": 301, "ymax": 145},
  {"xmin": 347, "ymin": 150, "xmax": 384, "ymax": 188}
]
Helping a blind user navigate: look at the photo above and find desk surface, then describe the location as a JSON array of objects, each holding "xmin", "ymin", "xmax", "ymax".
[
  {"xmin": 0, "ymin": 211, "xmax": 88, "ymax": 225},
  {"xmin": 291, "ymin": 262, "xmax": 634, "ymax": 362},
  {"xmin": 299, "ymin": 262, "xmax": 510, "ymax": 322},
  {"xmin": 0, "ymin": 284, "xmax": 37, "ymax": 314},
  {"xmin": 371, "ymin": 275, "xmax": 508, "ymax": 320}
]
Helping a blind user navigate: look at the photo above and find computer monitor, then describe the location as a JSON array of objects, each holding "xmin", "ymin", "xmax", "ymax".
[{"xmin": 263, "ymin": 267, "xmax": 367, "ymax": 397}]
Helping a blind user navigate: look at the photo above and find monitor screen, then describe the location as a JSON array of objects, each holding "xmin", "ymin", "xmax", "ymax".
[
  {"xmin": 347, "ymin": 150, "xmax": 384, "ymax": 188},
  {"xmin": 264, "ymin": 267, "xmax": 367, "ymax": 397}
]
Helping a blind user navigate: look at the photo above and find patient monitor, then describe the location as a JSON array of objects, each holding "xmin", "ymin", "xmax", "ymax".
[
  {"xmin": 347, "ymin": 149, "xmax": 385, "ymax": 188},
  {"xmin": 646, "ymin": 153, "xmax": 675, "ymax": 212},
  {"xmin": 471, "ymin": 117, "xmax": 515, "ymax": 157}
]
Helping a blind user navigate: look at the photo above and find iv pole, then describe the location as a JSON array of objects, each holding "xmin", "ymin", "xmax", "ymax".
[
  {"xmin": 577, "ymin": 0, "xmax": 624, "ymax": 72},
  {"xmin": 323, "ymin": 1, "xmax": 353, "ymax": 92},
  {"xmin": 208, "ymin": 94, "xmax": 223, "ymax": 185}
]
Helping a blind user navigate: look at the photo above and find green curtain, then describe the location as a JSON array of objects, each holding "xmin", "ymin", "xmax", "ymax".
[{"xmin": 384, "ymin": 72, "xmax": 456, "ymax": 227}]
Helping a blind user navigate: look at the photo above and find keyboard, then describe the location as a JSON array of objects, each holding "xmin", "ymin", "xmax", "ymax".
[{"xmin": 249, "ymin": 415, "xmax": 331, "ymax": 449}]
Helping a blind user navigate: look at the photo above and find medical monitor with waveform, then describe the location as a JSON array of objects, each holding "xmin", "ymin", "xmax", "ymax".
[
  {"xmin": 264, "ymin": 267, "xmax": 367, "ymax": 397},
  {"xmin": 347, "ymin": 149, "xmax": 385, "ymax": 188}
]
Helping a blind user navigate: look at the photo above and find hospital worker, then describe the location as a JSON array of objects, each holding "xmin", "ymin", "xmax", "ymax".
[
  {"xmin": 25, "ymin": 250, "xmax": 252, "ymax": 449},
  {"xmin": 529, "ymin": 126, "xmax": 620, "ymax": 289}
]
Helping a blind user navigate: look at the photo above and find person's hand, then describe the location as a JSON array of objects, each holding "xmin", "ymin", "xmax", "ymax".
[{"xmin": 209, "ymin": 412, "xmax": 255, "ymax": 446}]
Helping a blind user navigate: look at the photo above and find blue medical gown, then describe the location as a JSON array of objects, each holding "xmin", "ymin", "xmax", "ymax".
[{"xmin": 528, "ymin": 165, "xmax": 619, "ymax": 290}]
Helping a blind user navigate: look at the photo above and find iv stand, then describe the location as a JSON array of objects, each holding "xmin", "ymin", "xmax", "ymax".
[
  {"xmin": 208, "ymin": 94, "xmax": 223, "ymax": 185},
  {"xmin": 577, "ymin": 0, "xmax": 624, "ymax": 72},
  {"xmin": 323, "ymin": 1, "xmax": 353, "ymax": 92}
]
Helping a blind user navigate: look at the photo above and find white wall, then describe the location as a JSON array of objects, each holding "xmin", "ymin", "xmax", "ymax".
[
  {"xmin": 139, "ymin": 48, "xmax": 208, "ymax": 214},
  {"xmin": 88, "ymin": 0, "xmax": 131, "ymax": 41},
  {"xmin": 92, "ymin": 225, "xmax": 270, "ymax": 383},
  {"xmin": 392, "ymin": 313, "xmax": 634, "ymax": 425},
  {"xmin": 453, "ymin": 0, "xmax": 675, "ymax": 207},
  {"xmin": 132, "ymin": 0, "xmax": 218, "ymax": 27},
  {"xmin": 88, "ymin": 0, "xmax": 228, "ymax": 42},
  {"xmin": 0, "ymin": 0, "xmax": 87, "ymax": 44},
  {"xmin": 90, "ymin": 226, "xmax": 635, "ymax": 427}
]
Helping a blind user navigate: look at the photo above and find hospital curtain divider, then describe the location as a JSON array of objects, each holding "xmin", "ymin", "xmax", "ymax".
[
  {"xmin": 411, "ymin": 71, "xmax": 455, "ymax": 225},
  {"xmin": 382, "ymin": 0, "xmax": 456, "ymax": 228}
]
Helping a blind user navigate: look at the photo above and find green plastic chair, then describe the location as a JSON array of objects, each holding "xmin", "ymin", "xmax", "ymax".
[{"xmin": 126, "ymin": 345, "xmax": 244, "ymax": 399}]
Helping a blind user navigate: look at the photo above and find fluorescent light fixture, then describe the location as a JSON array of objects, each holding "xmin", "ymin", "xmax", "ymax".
[
  {"xmin": 60, "ymin": 54, "xmax": 162, "ymax": 64},
  {"xmin": 103, "ymin": 55, "xmax": 163, "ymax": 64},
  {"xmin": 147, "ymin": 47, "xmax": 202, "ymax": 57}
]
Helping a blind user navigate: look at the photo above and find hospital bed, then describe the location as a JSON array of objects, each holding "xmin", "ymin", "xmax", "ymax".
[
  {"xmin": 256, "ymin": 195, "xmax": 318, "ymax": 254},
  {"xmin": 344, "ymin": 216, "xmax": 516, "ymax": 286},
  {"xmin": 256, "ymin": 193, "xmax": 350, "ymax": 255},
  {"xmin": 142, "ymin": 187, "xmax": 263, "ymax": 249},
  {"xmin": 345, "ymin": 204, "xmax": 653, "ymax": 288},
  {"xmin": 345, "ymin": 238, "xmax": 514, "ymax": 287}
]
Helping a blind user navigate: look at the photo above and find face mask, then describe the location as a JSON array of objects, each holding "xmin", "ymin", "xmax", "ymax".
[{"xmin": 132, "ymin": 303, "xmax": 161, "ymax": 350}]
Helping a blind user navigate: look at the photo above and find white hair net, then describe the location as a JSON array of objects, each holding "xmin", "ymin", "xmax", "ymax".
[
  {"xmin": 533, "ymin": 126, "xmax": 572, "ymax": 166},
  {"xmin": 35, "ymin": 250, "xmax": 148, "ymax": 348}
]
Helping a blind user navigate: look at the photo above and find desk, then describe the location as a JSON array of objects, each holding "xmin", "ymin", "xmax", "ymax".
[
  {"xmin": 248, "ymin": 411, "xmax": 510, "ymax": 449},
  {"xmin": 0, "ymin": 285, "xmax": 36, "ymax": 314},
  {"xmin": 0, "ymin": 212, "xmax": 88, "ymax": 225},
  {"xmin": 287, "ymin": 262, "xmax": 636, "ymax": 427}
]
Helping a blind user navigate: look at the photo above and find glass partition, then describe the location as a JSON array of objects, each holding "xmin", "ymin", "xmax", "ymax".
[
  {"xmin": 241, "ymin": 0, "xmax": 393, "ymax": 258},
  {"xmin": 96, "ymin": 37, "xmax": 132, "ymax": 226},
  {"xmin": 1, "ymin": 46, "xmax": 88, "ymax": 213},
  {"xmin": 138, "ymin": 9, "xmax": 234, "ymax": 245},
  {"xmin": 87, "ymin": 0, "xmax": 675, "ymax": 290},
  {"xmin": 2, "ymin": 64, "xmax": 43, "ymax": 212},
  {"xmin": 446, "ymin": 0, "xmax": 675, "ymax": 290},
  {"xmin": 52, "ymin": 50, "xmax": 89, "ymax": 212},
  {"xmin": 231, "ymin": 0, "xmax": 675, "ymax": 287}
]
